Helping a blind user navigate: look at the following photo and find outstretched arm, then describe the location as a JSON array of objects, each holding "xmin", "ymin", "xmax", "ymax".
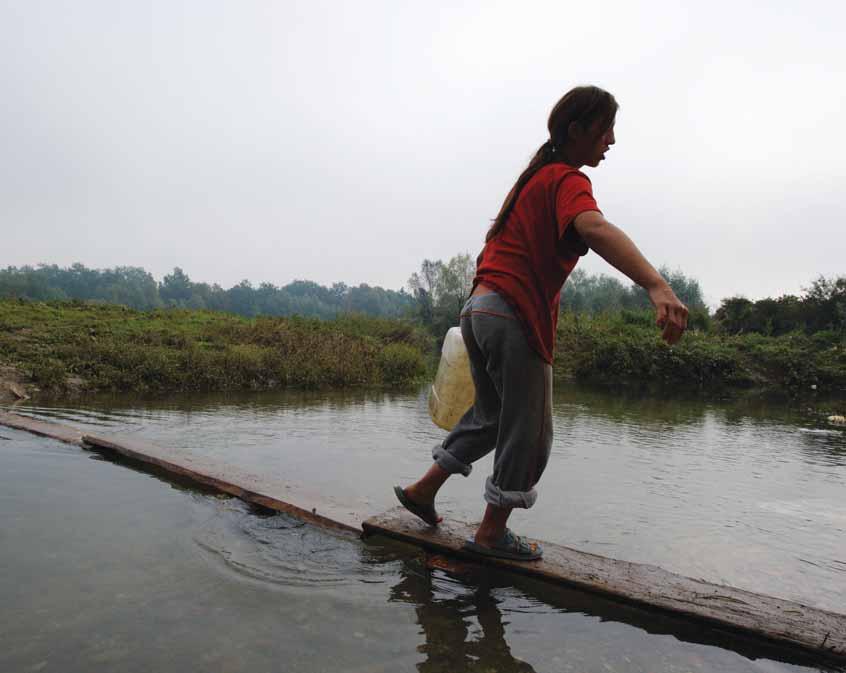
[{"xmin": 573, "ymin": 210, "xmax": 689, "ymax": 344}]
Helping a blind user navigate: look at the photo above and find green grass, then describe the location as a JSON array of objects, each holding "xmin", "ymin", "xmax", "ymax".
[
  {"xmin": 4, "ymin": 299, "xmax": 844, "ymax": 398},
  {"xmin": 555, "ymin": 311, "xmax": 846, "ymax": 395},
  {"xmin": 0, "ymin": 299, "xmax": 431, "ymax": 394}
]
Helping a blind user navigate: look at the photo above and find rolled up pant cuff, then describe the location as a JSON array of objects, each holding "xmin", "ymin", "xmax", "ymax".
[
  {"xmin": 484, "ymin": 476, "xmax": 537, "ymax": 509},
  {"xmin": 433, "ymin": 444, "xmax": 472, "ymax": 477}
]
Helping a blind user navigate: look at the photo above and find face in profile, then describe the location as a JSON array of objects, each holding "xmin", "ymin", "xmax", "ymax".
[
  {"xmin": 587, "ymin": 121, "xmax": 616, "ymax": 167},
  {"xmin": 569, "ymin": 119, "xmax": 616, "ymax": 168}
]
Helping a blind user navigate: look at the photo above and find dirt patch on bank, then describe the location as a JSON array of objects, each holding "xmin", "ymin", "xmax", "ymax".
[{"xmin": 0, "ymin": 365, "xmax": 36, "ymax": 403}]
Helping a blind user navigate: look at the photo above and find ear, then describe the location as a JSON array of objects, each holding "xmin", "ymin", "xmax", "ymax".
[{"xmin": 567, "ymin": 121, "xmax": 584, "ymax": 141}]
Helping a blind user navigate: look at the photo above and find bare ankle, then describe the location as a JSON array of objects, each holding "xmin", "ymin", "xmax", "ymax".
[
  {"xmin": 474, "ymin": 524, "xmax": 505, "ymax": 546},
  {"xmin": 474, "ymin": 503, "xmax": 511, "ymax": 545},
  {"xmin": 404, "ymin": 484, "xmax": 434, "ymax": 504}
]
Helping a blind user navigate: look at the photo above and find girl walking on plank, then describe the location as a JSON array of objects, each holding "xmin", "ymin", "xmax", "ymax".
[{"xmin": 395, "ymin": 85, "xmax": 689, "ymax": 560}]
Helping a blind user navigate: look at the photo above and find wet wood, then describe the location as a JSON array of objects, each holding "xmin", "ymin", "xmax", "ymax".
[
  {"xmin": 362, "ymin": 508, "xmax": 846, "ymax": 660},
  {"xmin": 81, "ymin": 432, "xmax": 361, "ymax": 535},
  {"xmin": 0, "ymin": 411, "xmax": 84, "ymax": 445}
]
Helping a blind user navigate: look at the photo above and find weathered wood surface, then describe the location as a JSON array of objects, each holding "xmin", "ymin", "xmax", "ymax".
[
  {"xmin": 82, "ymin": 432, "xmax": 361, "ymax": 534},
  {"xmin": 0, "ymin": 410, "xmax": 84, "ymax": 445},
  {"xmin": 363, "ymin": 508, "xmax": 846, "ymax": 660}
]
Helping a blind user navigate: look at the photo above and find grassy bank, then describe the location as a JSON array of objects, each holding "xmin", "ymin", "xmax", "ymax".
[
  {"xmin": 555, "ymin": 310, "xmax": 846, "ymax": 396},
  {"xmin": 0, "ymin": 299, "xmax": 431, "ymax": 396},
  {"xmin": 3, "ymin": 299, "xmax": 844, "ymax": 400}
]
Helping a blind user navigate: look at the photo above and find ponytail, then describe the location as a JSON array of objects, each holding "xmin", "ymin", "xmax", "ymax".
[{"xmin": 485, "ymin": 139, "xmax": 560, "ymax": 242}]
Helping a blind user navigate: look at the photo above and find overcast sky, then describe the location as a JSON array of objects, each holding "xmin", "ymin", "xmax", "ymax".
[{"xmin": 2, "ymin": 0, "xmax": 843, "ymax": 306}]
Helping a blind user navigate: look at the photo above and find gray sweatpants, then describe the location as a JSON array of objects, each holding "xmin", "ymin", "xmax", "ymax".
[{"xmin": 433, "ymin": 291, "xmax": 553, "ymax": 509}]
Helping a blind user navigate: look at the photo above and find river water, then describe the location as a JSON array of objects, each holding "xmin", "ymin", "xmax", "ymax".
[{"xmin": 2, "ymin": 385, "xmax": 844, "ymax": 672}]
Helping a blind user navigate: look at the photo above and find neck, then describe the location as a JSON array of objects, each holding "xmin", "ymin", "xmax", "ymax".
[{"xmin": 558, "ymin": 147, "xmax": 584, "ymax": 169}]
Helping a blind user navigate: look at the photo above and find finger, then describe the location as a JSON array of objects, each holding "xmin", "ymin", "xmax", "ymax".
[
  {"xmin": 656, "ymin": 303, "xmax": 669, "ymax": 328},
  {"xmin": 676, "ymin": 306, "xmax": 689, "ymax": 330},
  {"xmin": 663, "ymin": 322, "xmax": 682, "ymax": 345}
]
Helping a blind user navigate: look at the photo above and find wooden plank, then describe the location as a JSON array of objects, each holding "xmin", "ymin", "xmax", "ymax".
[
  {"xmin": 81, "ymin": 432, "xmax": 360, "ymax": 535},
  {"xmin": 0, "ymin": 411, "xmax": 84, "ymax": 445},
  {"xmin": 362, "ymin": 508, "xmax": 846, "ymax": 660}
]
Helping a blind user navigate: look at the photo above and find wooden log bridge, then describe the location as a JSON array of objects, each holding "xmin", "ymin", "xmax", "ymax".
[{"xmin": 2, "ymin": 410, "xmax": 844, "ymax": 662}]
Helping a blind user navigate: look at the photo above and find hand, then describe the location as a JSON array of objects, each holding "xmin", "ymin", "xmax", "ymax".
[{"xmin": 648, "ymin": 285, "xmax": 688, "ymax": 345}]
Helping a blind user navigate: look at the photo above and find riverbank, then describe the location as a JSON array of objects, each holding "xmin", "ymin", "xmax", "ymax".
[
  {"xmin": 0, "ymin": 299, "xmax": 430, "ymax": 399},
  {"xmin": 2, "ymin": 299, "xmax": 845, "ymax": 401},
  {"xmin": 555, "ymin": 310, "xmax": 846, "ymax": 398}
]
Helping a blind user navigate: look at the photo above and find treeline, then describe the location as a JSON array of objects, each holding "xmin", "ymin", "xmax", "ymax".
[
  {"xmin": 405, "ymin": 254, "xmax": 844, "ymax": 339},
  {"xmin": 3, "ymin": 261, "xmax": 843, "ymax": 339},
  {"xmin": 560, "ymin": 268, "xmax": 846, "ymax": 336},
  {"xmin": 405, "ymin": 254, "xmax": 711, "ymax": 337},
  {"xmin": 715, "ymin": 276, "xmax": 846, "ymax": 335},
  {"xmin": 0, "ymin": 264, "xmax": 414, "ymax": 319},
  {"xmin": 560, "ymin": 267, "xmax": 707, "ymax": 313}
]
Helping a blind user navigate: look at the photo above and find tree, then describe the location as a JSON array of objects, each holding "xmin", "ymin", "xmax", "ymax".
[
  {"xmin": 160, "ymin": 267, "xmax": 193, "ymax": 306},
  {"xmin": 561, "ymin": 270, "xmax": 632, "ymax": 313},
  {"xmin": 714, "ymin": 297, "xmax": 754, "ymax": 334},
  {"xmin": 408, "ymin": 254, "xmax": 476, "ymax": 338},
  {"xmin": 627, "ymin": 266, "xmax": 706, "ymax": 311},
  {"xmin": 436, "ymin": 253, "xmax": 475, "ymax": 319},
  {"xmin": 803, "ymin": 275, "xmax": 846, "ymax": 332},
  {"xmin": 408, "ymin": 259, "xmax": 443, "ymax": 326},
  {"xmin": 226, "ymin": 280, "xmax": 259, "ymax": 317}
]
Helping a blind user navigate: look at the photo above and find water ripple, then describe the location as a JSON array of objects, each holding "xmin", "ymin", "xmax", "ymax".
[{"xmin": 193, "ymin": 499, "xmax": 391, "ymax": 589}]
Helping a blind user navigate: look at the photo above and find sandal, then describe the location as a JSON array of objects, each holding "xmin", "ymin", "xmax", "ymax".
[
  {"xmin": 394, "ymin": 485, "xmax": 440, "ymax": 526},
  {"xmin": 462, "ymin": 528, "xmax": 543, "ymax": 561}
]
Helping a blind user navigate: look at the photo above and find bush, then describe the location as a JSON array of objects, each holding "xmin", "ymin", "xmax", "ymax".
[
  {"xmin": 377, "ymin": 343, "xmax": 426, "ymax": 384},
  {"xmin": 30, "ymin": 358, "xmax": 67, "ymax": 388},
  {"xmin": 555, "ymin": 311, "xmax": 846, "ymax": 394}
]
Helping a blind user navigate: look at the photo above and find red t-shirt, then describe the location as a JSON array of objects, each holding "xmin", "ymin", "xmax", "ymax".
[{"xmin": 474, "ymin": 163, "xmax": 599, "ymax": 363}]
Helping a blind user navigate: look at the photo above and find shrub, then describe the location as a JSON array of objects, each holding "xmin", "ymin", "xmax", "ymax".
[
  {"xmin": 30, "ymin": 358, "xmax": 67, "ymax": 389},
  {"xmin": 377, "ymin": 343, "xmax": 426, "ymax": 384}
]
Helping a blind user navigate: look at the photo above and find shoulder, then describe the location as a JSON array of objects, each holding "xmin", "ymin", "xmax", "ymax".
[
  {"xmin": 538, "ymin": 161, "xmax": 590, "ymax": 183},
  {"xmin": 535, "ymin": 162, "xmax": 592, "ymax": 185}
]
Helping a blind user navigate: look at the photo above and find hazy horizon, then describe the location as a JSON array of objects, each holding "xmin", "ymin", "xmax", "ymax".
[
  {"xmin": 3, "ymin": 1, "xmax": 844, "ymax": 306},
  {"xmin": 1, "ymin": 257, "xmax": 837, "ymax": 310}
]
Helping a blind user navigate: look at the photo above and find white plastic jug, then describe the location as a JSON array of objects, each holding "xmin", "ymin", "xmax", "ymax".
[{"xmin": 428, "ymin": 326, "xmax": 475, "ymax": 431}]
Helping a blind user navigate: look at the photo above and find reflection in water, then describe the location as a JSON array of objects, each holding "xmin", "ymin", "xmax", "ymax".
[
  {"xmin": 383, "ymin": 549, "xmax": 844, "ymax": 673},
  {"xmin": 390, "ymin": 559, "xmax": 535, "ymax": 673}
]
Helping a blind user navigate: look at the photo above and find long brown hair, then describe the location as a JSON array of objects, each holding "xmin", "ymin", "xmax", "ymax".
[{"xmin": 485, "ymin": 86, "xmax": 618, "ymax": 242}]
